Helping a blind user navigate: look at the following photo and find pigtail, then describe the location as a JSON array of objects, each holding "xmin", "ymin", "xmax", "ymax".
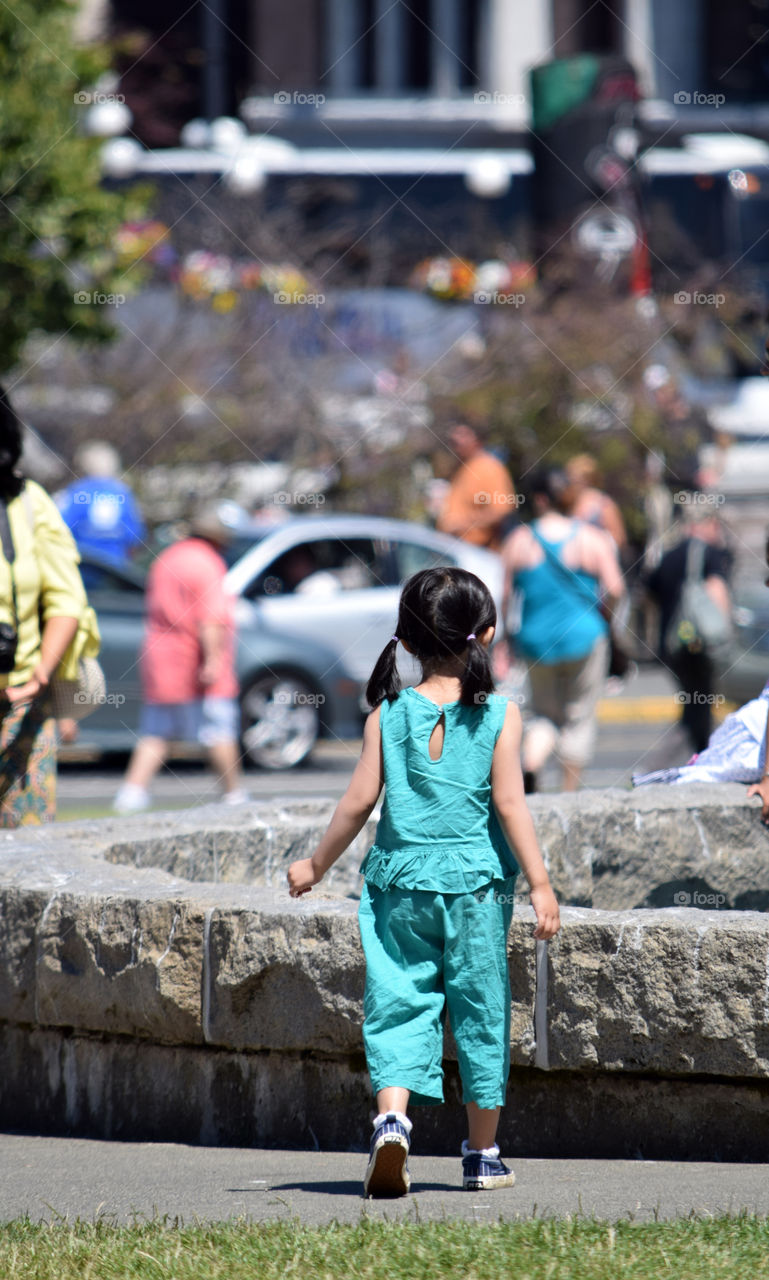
[
  {"xmin": 459, "ymin": 635, "xmax": 494, "ymax": 707},
  {"xmin": 366, "ymin": 637, "xmax": 401, "ymax": 708}
]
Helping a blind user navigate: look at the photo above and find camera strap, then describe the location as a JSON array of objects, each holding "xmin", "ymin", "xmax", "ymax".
[{"xmin": 0, "ymin": 497, "xmax": 19, "ymax": 629}]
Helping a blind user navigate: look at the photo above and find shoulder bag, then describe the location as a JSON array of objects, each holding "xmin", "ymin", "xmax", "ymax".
[{"xmin": 665, "ymin": 538, "xmax": 732, "ymax": 660}]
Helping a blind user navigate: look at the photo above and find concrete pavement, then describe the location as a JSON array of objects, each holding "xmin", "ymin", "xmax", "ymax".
[{"xmin": 1, "ymin": 1134, "xmax": 767, "ymax": 1226}]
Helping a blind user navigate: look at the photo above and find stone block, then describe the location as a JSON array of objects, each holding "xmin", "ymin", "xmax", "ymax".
[
  {"xmin": 205, "ymin": 897, "xmax": 365, "ymax": 1052},
  {"xmin": 547, "ymin": 908, "xmax": 769, "ymax": 1077},
  {"xmin": 0, "ymin": 885, "xmax": 48, "ymax": 1023},
  {"xmin": 36, "ymin": 892, "xmax": 208, "ymax": 1044}
]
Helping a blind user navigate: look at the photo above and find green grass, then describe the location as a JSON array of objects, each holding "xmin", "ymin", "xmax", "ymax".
[
  {"xmin": 55, "ymin": 801, "xmax": 201, "ymax": 822},
  {"xmin": 1, "ymin": 1215, "xmax": 768, "ymax": 1279}
]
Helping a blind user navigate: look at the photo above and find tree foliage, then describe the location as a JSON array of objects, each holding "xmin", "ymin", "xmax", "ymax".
[{"xmin": 0, "ymin": 0, "xmax": 146, "ymax": 371}]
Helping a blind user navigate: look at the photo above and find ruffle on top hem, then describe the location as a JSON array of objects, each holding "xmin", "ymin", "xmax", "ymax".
[{"xmin": 360, "ymin": 842, "xmax": 519, "ymax": 893}]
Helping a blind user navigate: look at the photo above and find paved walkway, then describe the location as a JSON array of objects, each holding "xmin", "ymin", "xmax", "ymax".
[{"xmin": 1, "ymin": 1135, "xmax": 768, "ymax": 1226}]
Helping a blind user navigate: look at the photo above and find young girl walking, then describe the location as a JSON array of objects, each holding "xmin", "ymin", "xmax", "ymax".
[{"xmin": 287, "ymin": 567, "xmax": 560, "ymax": 1197}]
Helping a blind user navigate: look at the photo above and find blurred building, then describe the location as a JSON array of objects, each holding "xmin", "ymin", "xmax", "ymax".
[{"xmin": 91, "ymin": 2, "xmax": 769, "ymax": 150}]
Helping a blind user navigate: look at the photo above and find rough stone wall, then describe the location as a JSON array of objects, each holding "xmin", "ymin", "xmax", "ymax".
[
  {"xmin": 90, "ymin": 783, "xmax": 769, "ymax": 910},
  {"xmin": 2, "ymin": 785, "xmax": 769, "ymax": 1157}
]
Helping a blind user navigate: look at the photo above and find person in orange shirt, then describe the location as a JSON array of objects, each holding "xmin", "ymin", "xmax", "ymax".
[{"xmin": 436, "ymin": 423, "xmax": 517, "ymax": 552}]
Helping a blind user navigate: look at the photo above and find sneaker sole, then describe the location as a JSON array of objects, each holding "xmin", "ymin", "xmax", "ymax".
[
  {"xmin": 364, "ymin": 1136, "xmax": 410, "ymax": 1197},
  {"xmin": 463, "ymin": 1170, "xmax": 516, "ymax": 1191}
]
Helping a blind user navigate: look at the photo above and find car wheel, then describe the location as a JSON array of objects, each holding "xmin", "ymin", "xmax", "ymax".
[{"xmin": 240, "ymin": 671, "xmax": 321, "ymax": 769}]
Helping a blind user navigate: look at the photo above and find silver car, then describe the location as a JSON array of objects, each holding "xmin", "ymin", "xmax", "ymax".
[{"xmin": 224, "ymin": 514, "xmax": 505, "ymax": 690}]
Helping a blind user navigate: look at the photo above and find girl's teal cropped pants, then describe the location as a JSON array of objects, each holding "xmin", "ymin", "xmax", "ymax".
[{"xmin": 358, "ymin": 879, "xmax": 516, "ymax": 1109}]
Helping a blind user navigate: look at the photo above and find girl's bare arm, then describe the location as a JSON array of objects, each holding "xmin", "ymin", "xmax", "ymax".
[
  {"xmin": 491, "ymin": 702, "xmax": 561, "ymax": 939},
  {"xmin": 288, "ymin": 706, "xmax": 385, "ymax": 896}
]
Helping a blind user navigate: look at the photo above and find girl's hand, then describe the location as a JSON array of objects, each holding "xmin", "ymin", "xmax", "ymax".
[
  {"xmin": 288, "ymin": 857, "xmax": 321, "ymax": 898},
  {"xmin": 530, "ymin": 884, "xmax": 561, "ymax": 940},
  {"xmin": 747, "ymin": 778, "xmax": 769, "ymax": 825}
]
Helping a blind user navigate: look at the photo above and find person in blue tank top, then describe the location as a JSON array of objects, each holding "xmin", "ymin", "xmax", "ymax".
[
  {"xmin": 501, "ymin": 470, "xmax": 625, "ymax": 793},
  {"xmin": 288, "ymin": 567, "xmax": 560, "ymax": 1198}
]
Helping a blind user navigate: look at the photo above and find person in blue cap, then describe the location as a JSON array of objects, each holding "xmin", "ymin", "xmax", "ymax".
[{"xmin": 57, "ymin": 441, "xmax": 145, "ymax": 566}]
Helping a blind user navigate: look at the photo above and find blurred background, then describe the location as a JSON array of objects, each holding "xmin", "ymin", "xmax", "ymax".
[{"xmin": 5, "ymin": 0, "xmax": 769, "ymax": 803}]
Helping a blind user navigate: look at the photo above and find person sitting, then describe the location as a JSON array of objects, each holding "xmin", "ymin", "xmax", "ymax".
[{"xmin": 632, "ymin": 680, "xmax": 769, "ymax": 790}]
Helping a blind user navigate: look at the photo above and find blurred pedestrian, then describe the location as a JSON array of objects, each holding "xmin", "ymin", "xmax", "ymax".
[
  {"xmin": 564, "ymin": 454, "xmax": 627, "ymax": 554},
  {"xmin": 635, "ymin": 451, "xmax": 675, "ymax": 655},
  {"xmin": 57, "ymin": 441, "xmax": 145, "ymax": 565},
  {"xmin": 113, "ymin": 502, "xmax": 248, "ymax": 813},
  {"xmin": 436, "ymin": 423, "xmax": 516, "ymax": 551},
  {"xmin": 501, "ymin": 470, "xmax": 624, "ymax": 792},
  {"xmin": 0, "ymin": 386, "xmax": 90, "ymax": 826},
  {"xmin": 646, "ymin": 507, "xmax": 731, "ymax": 756}
]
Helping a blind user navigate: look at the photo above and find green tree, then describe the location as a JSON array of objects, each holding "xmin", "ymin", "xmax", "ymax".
[{"xmin": 0, "ymin": 0, "xmax": 146, "ymax": 372}]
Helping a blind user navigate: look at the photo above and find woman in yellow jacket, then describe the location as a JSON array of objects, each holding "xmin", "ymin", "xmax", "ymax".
[{"xmin": 0, "ymin": 387, "xmax": 88, "ymax": 826}]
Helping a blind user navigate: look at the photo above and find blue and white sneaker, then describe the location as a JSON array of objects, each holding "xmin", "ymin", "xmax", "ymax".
[
  {"xmin": 363, "ymin": 1112, "xmax": 412, "ymax": 1197},
  {"xmin": 461, "ymin": 1140, "xmax": 515, "ymax": 1190}
]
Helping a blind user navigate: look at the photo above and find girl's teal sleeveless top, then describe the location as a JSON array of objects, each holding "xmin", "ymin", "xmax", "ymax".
[{"xmin": 360, "ymin": 687, "xmax": 519, "ymax": 893}]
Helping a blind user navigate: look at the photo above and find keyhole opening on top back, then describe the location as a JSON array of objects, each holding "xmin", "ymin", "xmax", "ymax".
[{"xmin": 428, "ymin": 711, "xmax": 445, "ymax": 761}]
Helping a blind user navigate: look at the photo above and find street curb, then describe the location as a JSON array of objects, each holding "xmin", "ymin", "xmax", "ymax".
[{"xmin": 597, "ymin": 696, "xmax": 736, "ymax": 725}]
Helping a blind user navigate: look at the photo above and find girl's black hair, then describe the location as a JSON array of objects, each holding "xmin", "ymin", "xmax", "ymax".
[
  {"xmin": 0, "ymin": 384, "xmax": 24, "ymax": 501},
  {"xmin": 366, "ymin": 567, "xmax": 496, "ymax": 709}
]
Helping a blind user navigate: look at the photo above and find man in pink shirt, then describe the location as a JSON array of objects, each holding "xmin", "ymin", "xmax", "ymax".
[{"xmin": 114, "ymin": 503, "xmax": 248, "ymax": 813}]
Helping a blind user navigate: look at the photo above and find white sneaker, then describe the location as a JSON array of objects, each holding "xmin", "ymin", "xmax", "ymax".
[
  {"xmin": 222, "ymin": 788, "xmax": 250, "ymax": 806},
  {"xmin": 113, "ymin": 784, "xmax": 150, "ymax": 814}
]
